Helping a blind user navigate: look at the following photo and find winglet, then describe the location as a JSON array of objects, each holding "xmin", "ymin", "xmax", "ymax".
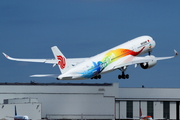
[
  {"xmin": 174, "ymin": 49, "xmax": 178, "ymax": 57},
  {"xmin": 2, "ymin": 52, "xmax": 14, "ymax": 60},
  {"xmin": 2, "ymin": 52, "xmax": 9, "ymax": 58}
]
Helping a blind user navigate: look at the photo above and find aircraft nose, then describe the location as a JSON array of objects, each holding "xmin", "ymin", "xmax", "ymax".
[
  {"xmin": 151, "ymin": 39, "xmax": 156, "ymax": 49},
  {"xmin": 147, "ymin": 37, "xmax": 156, "ymax": 53}
]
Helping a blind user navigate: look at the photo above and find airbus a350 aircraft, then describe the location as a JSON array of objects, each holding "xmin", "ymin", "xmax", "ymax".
[{"xmin": 3, "ymin": 36, "xmax": 178, "ymax": 80}]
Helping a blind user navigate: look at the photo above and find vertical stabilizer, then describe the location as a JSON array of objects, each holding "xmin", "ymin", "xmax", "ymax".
[
  {"xmin": 15, "ymin": 105, "xmax": 17, "ymax": 116},
  {"xmin": 51, "ymin": 46, "xmax": 70, "ymax": 74}
]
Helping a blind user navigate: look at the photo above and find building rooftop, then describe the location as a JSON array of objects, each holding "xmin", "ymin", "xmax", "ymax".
[{"xmin": 0, "ymin": 82, "xmax": 113, "ymax": 86}]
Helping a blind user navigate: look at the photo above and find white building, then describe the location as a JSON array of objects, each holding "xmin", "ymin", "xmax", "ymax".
[{"xmin": 0, "ymin": 82, "xmax": 179, "ymax": 120}]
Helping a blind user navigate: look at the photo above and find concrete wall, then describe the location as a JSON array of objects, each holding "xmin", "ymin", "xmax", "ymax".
[
  {"xmin": 154, "ymin": 101, "xmax": 163, "ymax": 119},
  {"xmin": 118, "ymin": 87, "xmax": 180, "ymax": 99}
]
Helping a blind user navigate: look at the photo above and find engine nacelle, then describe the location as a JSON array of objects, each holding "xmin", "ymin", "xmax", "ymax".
[{"xmin": 140, "ymin": 55, "xmax": 157, "ymax": 69}]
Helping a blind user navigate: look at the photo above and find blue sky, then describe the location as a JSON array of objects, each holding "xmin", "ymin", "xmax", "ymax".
[{"xmin": 0, "ymin": 0, "xmax": 180, "ymax": 88}]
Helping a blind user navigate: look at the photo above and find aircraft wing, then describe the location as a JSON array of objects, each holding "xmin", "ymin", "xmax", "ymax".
[
  {"xmin": 114, "ymin": 50, "xmax": 178, "ymax": 69},
  {"xmin": 2, "ymin": 53, "xmax": 88, "ymax": 65},
  {"xmin": 2, "ymin": 52, "xmax": 58, "ymax": 64}
]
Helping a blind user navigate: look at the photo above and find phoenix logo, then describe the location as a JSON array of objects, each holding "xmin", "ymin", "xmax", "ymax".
[{"xmin": 57, "ymin": 55, "xmax": 66, "ymax": 69}]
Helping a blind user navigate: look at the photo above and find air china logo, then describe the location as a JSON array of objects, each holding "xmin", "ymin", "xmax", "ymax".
[
  {"xmin": 141, "ymin": 40, "xmax": 150, "ymax": 46},
  {"xmin": 140, "ymin": 40, "xmax": 152, "ymax": 48},
  {"xmin": 57, "ymin": 55, "xmax": 66, "ymax": 69}
]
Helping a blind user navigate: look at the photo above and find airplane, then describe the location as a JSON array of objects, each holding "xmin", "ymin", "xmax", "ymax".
[
  {"xmin": 133, "ymin": 107, "xmax": 166, "ymax": 120},
  {"xmin": 141, "ymin": 116, "xmax": 153, "ymax": 120},
  {"xmin": 2, "ymin": 36, "xmax": 178, "ymax": 80},
  {"xmin": 139, "ymin": 108, "xmax": 153, "ymax": 120},
  {"xmin": 6, "ymin": 105, "xmax": 30, "ymax": 120},
  {"xmin": 129, "ymin": 108, "xmax": 153, "ymax": 120},
  {"xmin": 14, "ymin": 105, "xmax": 30, "ymax": 120}
]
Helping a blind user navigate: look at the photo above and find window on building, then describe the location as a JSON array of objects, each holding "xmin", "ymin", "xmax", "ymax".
[
  {"xmin": 147, "ymin": 101, "xmax": 154, "ymax": 118},
  {"xmin": 127, "ymin": 101, "xmax": 133, "ymax": 118},
  {"xmin": 163, "ymin": 101, "xmax": 170, "ymax": 119}
]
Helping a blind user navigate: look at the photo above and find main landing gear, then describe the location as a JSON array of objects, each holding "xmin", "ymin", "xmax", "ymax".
[
  {"xmin": 91, "ymin": 75, "xmax": 101, "ymax": 79},
  {"xmin": 118, "ymin": 66, "xmax": 129, "ymax": 79}
]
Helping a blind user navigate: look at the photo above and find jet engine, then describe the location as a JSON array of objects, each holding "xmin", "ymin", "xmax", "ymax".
[{"xmin": 140, "ymin": 55, "xmax": 157, "ymax": 69}]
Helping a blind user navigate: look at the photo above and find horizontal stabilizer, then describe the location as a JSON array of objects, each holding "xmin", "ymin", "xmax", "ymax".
[{"xmin": 30, "ymin": 74, "xmax": 58, "ymax": 78}]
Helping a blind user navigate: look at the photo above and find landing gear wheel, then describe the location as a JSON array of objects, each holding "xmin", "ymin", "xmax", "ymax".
[
  {"xmin": 118, "ymin": 75, "xmax": 121, "ymax": 79},
  {"xmin": 126, "ymin": 74, "xmax": 129, "ymax": 79},
  {"xmin": 122, "ymin": 75, "xmax": 126, "ymax": 79},
  {"xmin": 118, "ymin": 74, "xmax": 129, "ymax": 79},
  {"xmin": 98, "ymin": 75, "xmax": 101, "ymax": 79}
]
